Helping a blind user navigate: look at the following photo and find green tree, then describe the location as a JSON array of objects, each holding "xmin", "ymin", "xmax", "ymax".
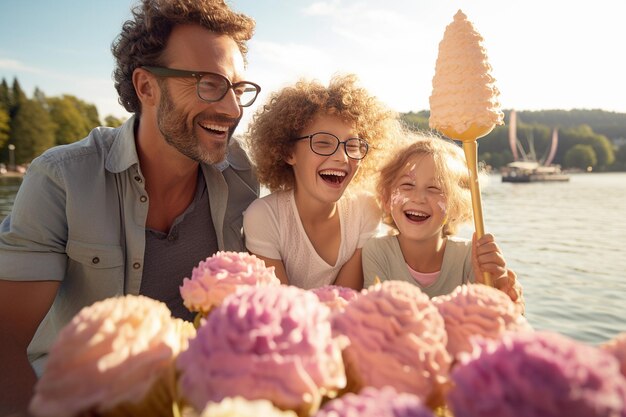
[
  {"xmin": 33, "ymin": 87, "xmax": 48, "ymax": 108},
  {"xmin": 564, "ymin": 144, "xmax": 597, "ymax": 170},
  {"xmin": 401, "ymin": 111, "xmax": 430, "ymax": 131},
  {"xmin": 10, "ymin": 78, "xmax": 27, "ymax": 116},
  {"xmin": 48, "ymin": 96, "xmax": 88, "ymax": 145},
  {"xmin": 610, "ymin": 145, "xmax": 626, "ymax": 171},
  {"xmin": 104, "ymin": 115, "xmax": 126, "ymax": 128},
  {"xmin": 47, "ymin": 95, "xmax": 101, "ymax": 145},
  {"xmin": 482, "ymin": 151, "xmax": 508, "ymax": 169},
  {"xmin": 6, "ymin": 79, "xmax": 29, "ymax": 161},
  {"xmin": 0, "ymin": 79, "xmax": 10, "ymax": 111},
  {"xmin": 556, "ymin": 125, "xmax": 614, "ymax": 169},
  {"xmin": 11, "ymin": 98, "xmax": 56, "ymax": 164},
  {"xmin": 80, "ymin": 101, "xmax": 100, "ymax": 128},
  {"xmin": 0, "ymin": 107, "xmax": 9, "ymax": 150},
  {"xmin": 65, "ymin": 95, "xmax": 100, "ymax": 130},
  {"xmin": 0, "ymin": 79, "xmax": 12, "ymax": 164}
]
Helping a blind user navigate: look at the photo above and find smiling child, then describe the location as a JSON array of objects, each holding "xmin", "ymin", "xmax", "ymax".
[{"xmin": 243, "ymin": 74, "xmax": 402, "ymax": 289}]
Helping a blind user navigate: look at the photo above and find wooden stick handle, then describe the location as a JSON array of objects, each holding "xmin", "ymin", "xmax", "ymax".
[{"xmin": 462, "ymin": 141, "xmax": 493, "ymax": 287}]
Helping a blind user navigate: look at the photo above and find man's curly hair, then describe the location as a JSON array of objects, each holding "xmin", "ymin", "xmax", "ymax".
[
  {"xmin": 377, "ymin": 133, "xmax": 477, "ymax": 236},
  {"xmin": 246, "ymin": 74, "xmax": 403, "ymax": 193},
  {"xmin": 111, "ymin": 0, "xmax": 255, "ymax": 115}
]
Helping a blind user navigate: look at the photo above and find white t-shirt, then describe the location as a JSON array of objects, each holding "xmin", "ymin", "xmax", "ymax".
[{"xmin": 243, "ymin": 190, "xmax": 381, "ymax": 289}]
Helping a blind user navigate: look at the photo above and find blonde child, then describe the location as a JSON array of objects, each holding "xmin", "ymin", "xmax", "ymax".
[
  {"xmin": 362, "ymin": 134, "xmax": 522, "ymax": 302},
  {"xmin": 243, "ymin": 74, "xmax": 401, "ymax": 290}
]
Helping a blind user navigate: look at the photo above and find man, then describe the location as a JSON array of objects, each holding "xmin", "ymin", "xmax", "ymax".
[{"xmin": 0, "ymin": 0, "xmax": 260, "ymax": 413}]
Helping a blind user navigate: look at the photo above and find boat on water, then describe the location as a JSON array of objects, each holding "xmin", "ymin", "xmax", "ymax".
[
  {"xmin": 501, "ymin": 161, "xmax": 570, "ymax": 183},
  {"xmin": 501, "ymin": 110, "xmax": 570, "ymax": 183}
]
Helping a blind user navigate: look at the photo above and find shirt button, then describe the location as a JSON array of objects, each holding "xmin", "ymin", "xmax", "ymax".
[
  {"xmin": 140, "ymin": 195, "xmax": 147, "ymax": 203},
  {"xmin": 133, "ymin": 262, "xmax": 141, "ymax": 269},
  {"xmin": 92, "ymin": 257, "xmax": 100, "ymax": 264}
]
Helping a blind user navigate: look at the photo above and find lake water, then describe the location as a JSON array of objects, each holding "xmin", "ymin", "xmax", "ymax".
[
  {"xmin": 458, "ymin": 172, "xmax": 626, "ymax": 345},
  {"xmin": 1, "ymin": 172, "xmax": 625, "ymax": 345}
]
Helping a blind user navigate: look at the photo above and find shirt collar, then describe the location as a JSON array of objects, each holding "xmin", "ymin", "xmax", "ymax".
[{"xmin": 105, "ymin": 115, "xmax": 140, "ymax": 174}]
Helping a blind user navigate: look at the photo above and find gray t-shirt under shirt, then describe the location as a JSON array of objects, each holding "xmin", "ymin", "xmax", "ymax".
[{"xmin": 140, "ymin": 173, "xmax": 217, "ymax": 321}]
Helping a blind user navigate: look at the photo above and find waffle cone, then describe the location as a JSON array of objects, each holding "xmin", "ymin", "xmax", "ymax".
[{"xmin": 98, "ymin": 363, "xmax": 178, "ymax": 417}]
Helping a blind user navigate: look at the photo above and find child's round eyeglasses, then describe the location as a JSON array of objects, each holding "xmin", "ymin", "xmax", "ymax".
[{"xmin": 291, "ymin": 132, "xmax": 369, "ymax": 160}]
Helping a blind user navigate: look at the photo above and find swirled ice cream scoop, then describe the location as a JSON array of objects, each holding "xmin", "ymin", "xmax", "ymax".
[
  {"xmin": 177, "ymin": 285, "xmax": 346, "ymax": 416},
  {"xmin": 180, "ymin": 251, "xmax": 281, "ymax": 315},
  {"xmin": 314, "ymin": 386, "xmax": 434, "ymax": 417},
  {"xmin": 29, "ymin": 295, "xmax": 195, "ymax": 417},
  {"xmin": 432, "ymin": 284, "xmax": 531, "ymax": 360},
  {"xmin": 429, "ymin": 10, "xmax": 504, "ymax": 140},
  {"xmin": 333, "ymin": 281, "xmax": 451, "ymax": 403},
  {"xmin": 600, "ymin": 332, "xmax": 626, "ymax": 379},
  {"xmin": 447, "ymin": 331, "xmax": 626, "ymax": 417}
]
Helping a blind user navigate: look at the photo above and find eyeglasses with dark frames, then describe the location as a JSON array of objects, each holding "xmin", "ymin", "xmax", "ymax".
[
  {"xmin": 291, "ymin": 132, "xmax": 369, "ymax": 160},
  {"xmin": 142, "ymin": 66, "xmax": 261, "ymax": 107}
]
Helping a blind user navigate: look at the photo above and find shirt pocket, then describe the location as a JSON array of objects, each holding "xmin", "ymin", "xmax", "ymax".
[
  {"xmin": 66, "ymin": 240, "xmax": 124, "ymax": 269},
  {"xmin": 64, "ymin": 240, "xmax": 126, "ymax": 307}
]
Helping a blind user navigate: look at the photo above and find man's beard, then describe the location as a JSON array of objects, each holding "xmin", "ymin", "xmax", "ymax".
[{"xmin": 156, "ymin": 84, "xmax": 240, "ymax": 165}]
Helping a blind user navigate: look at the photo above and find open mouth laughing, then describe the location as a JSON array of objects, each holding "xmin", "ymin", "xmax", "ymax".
[
  {"xmin": 404, "ymin": 210, "xmax": 430, "ymax": 223},
  {"xmin": 199, "ymin": 122, "xmax": 229, "ymax": 137},
  {"xmin": 319, "ymin": 169, "xmax": 347, "ymax": 185}
]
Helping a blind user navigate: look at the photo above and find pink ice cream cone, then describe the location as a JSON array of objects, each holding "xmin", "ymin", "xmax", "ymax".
[
  {"xmin": 432, "ymin": 283, "xmax": 531, "ymax": 361},
  {"xmin": 179, "ymin": 251, "xmax": 281, "ymax": 318},
  {"xmin": 177, "ymin": 285, "xmax": 346, "ymax": 417},
  {"xmin": 429, "ymin": 10, "xmax": 504, "ymax": 136},
  {"xmin": 447, "ymin": 330, "xmax": 626, "ymax": 417},
  {"xmin": 29, "ymin": 295, "xmax": 195, "ymax": 417},
  {"xmin": 332, "ymin": 281, "xmax": 451, "ymax": 405}
]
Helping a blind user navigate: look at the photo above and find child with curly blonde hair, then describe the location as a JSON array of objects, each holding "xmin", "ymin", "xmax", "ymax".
[
  {"xmin": 362, "ymin": 134, "xmax": 522, "ymax": 303},
  {"xmin": 243, "ymin": 74, "xmax": 402, "ymax": 289}
]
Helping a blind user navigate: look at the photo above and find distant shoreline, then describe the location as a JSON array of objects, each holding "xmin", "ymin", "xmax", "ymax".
[{"xmin": 0, "ymin": 172, "xmax": 24, "ymax": 178}]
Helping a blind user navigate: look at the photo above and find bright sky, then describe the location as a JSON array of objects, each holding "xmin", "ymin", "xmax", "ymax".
[{"xmin": 1, "ymin": 0, "xmax": 625, "ymax": 131}]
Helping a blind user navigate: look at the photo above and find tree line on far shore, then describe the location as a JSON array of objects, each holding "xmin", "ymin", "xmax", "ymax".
[
  {"xmin": 2, "ymin": 75, "xmax": 626, "ymax": 172},
  {"xmin": 403, "ymin": 109, "xmax": 626, "ymax": 172},
  {"xmin": 0, "ymin": 77, "xmax": 126, "ymax": 167}
]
